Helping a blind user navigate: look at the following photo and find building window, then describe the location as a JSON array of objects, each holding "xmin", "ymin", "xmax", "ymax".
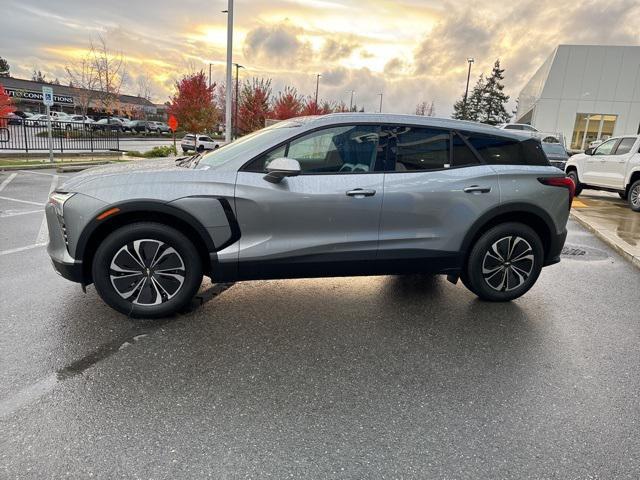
[{"xmin": 570, "ymin": 113, "xmax": 617, "ymax": 151}]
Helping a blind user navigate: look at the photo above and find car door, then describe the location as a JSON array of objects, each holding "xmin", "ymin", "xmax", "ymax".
[
  {"xmin": 378, "ymin": 127, "xmax": 500, "ymax": 271},
  {"xmin": 604, "ymin": 137, "xmax": 637, "ymax": 189},
  {"xmin": 234, "ymin": 124, "xmax": 387, "ymax": 279},
  {"xmin": 584, "ymin": 138, "xmax": 618, "ymax": 186}
]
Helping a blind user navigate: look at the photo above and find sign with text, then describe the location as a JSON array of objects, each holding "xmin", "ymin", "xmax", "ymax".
[
  {"xmin": 4, "ymin": 87, "xmax": 74, "ymax": 105},
  {"xmin": 42, "ymin": 86, "xmax": 54, "ymax": 106}
]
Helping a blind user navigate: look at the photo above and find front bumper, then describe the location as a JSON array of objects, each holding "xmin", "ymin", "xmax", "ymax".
[{"xmin": 45, "ymin": 202, "xmax": 84, "ymax": 284}]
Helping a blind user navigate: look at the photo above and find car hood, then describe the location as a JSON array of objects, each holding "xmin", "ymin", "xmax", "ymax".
[{"xmin": 60, "ymin": 158, "xmax": 179, "ymax": 192}]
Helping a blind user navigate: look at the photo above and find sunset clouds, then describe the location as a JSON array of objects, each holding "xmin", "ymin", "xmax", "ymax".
[{"xmin": 1, "ymin": 0, "xmax": 638, "ymax": 115}]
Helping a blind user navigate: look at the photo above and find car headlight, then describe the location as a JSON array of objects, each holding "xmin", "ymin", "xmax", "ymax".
[{"xmin": 48, "ymin": 192, "xmax": 75, "ymax": 217}]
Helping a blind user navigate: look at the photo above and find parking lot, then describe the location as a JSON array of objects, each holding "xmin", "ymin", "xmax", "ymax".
[{"xmin": 1, "ymin": 169, "xmax": 639, "ymax": 478}]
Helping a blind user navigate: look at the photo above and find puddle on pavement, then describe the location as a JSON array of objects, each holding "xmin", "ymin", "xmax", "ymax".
[{"xmin": 561, "ymin": 243, "xmax": 609, "ymax": 261}]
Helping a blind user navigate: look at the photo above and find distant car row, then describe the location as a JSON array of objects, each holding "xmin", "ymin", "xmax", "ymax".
[{"xmin": 5, "ymin": 111, "xmax": 172, "ymax": 133}]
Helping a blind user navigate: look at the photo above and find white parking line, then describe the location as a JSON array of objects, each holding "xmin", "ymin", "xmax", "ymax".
[
  {"xmin": 0, "ymin": 196, "xmax": 43, "ymax": 206},
  {"xmin": 0, "ymin": 242, "xmax": 47, "ymax": 257},
  {"xmin": 17, "ymin": 170, "xmax": 59, "ymax": 177},
  {"xmin": 0, "ymin": 209, "xmax": 43, "ymax": 218},
  {"xmin": 0, "ymin": 172, "xmax": 17, "ymax": 193},
  {"xmin": 35, "ymin": 175, "xmax": 58, "ymax": 244}
]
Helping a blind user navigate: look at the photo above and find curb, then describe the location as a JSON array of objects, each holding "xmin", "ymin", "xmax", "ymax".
[
  {"xmin": 1, "ymin": 161, "xmax": 120, "ymax": 172},
  {"xmin": 570, "ymin": 210, "xmax": 640, "ymax": 269}
]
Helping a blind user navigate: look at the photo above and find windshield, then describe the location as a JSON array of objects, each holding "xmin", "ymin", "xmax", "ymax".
[
  {"xmin": 541, "ymin": 143, "xmax": 567, "ymax": 156},
  {"xmin": 196, "ymin": 120, "xmax": 302, "ymax": 169}
]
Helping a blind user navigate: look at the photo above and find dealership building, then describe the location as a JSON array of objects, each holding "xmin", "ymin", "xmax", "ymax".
[
  {"xmin": 0, "ymin": 76, "xmax": 158, "ymax": 119},
  {"xmin": 515, "ymin": 45, "xmax": 640, "ymax": 151}
]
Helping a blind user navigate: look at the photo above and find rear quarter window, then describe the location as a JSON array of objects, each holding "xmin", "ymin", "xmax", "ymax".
[{"xmin": 463, "ymin": 133, "xmax": 549, "ymax": 166}]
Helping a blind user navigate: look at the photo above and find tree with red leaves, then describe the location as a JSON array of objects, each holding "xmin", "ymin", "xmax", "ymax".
[
  {"xmin": 272, "ymin": 86, "xmax": 303, "ymax": 120},
  {"xmin": 238, "ymin": 78, "xmax": 272, "ymax": 134},
  {"xmin": 169, "ymin": 72, "xmax": 219, "ymax": 134},
  {"xmin": 0, "ymin": 84, "xmax": 15, "ymax": 128},
  {"xmin": 300, "ymin": 97, "xmax": 332, "ymax": 116}
]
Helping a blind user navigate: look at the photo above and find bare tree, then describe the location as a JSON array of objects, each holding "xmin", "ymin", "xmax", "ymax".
[
  {"xmin": 136, "ymin": 73, "xmax": 153, "ymax": 101},
  {"xmin": 65, "ymin": 48, "xmax": 97, "ymax": 117},
  {"xmin": 415, "ymin": 100, "xmax": 436, "ymax": 116},
  {"xmin": 91, "ymin": 35, "xmax": 127, "ymax": 116}
]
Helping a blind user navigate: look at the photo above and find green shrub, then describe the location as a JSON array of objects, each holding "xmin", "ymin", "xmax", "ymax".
[{"xmin": 126, "ymin": 145, "xmax": 177, "ymax": 158}]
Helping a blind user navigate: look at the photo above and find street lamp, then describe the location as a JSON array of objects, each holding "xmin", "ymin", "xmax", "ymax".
[
  {"xmin": 223, "ymin": 1, "xmax": 233, "ymax": 143},
  {"xmin": 348, "ymin": 90, "xmax": 355, "ymax": 111},
  {"xmin": 377, "ymin": 92, "xmax": 383, "ymax": 113},
  {"xmin": 314, "ymin": 74, "xmax": 321, "ymax": 105},
  {"xmin": 233, "ymin": 63, "xmax": 244, "ymax": 139},
  {"xmin": 463, "ymin": 57, "xmax": 474, "ymax": 105}
]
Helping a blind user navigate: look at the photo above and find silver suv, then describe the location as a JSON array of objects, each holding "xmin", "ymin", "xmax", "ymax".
[{"xmin": 46, "ymin": 114, "xmax": 573, "ymax": 318}]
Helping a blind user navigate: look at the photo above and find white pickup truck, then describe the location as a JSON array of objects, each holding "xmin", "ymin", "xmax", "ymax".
[{"xmin": 565, "ymin": 135, "xmax": 640, "ymax": 212}]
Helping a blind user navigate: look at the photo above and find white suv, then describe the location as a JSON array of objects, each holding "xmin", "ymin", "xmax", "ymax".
[
  {"xmin": 180, "ymin": 134, "xmax": 223, "ymax": 153},
  {"xmin": 565, "ymin": 135, "xmax": 640, "ymax": 211}
]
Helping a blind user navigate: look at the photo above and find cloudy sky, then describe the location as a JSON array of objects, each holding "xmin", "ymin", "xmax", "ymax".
[{"xmin": 1, "ymin": 0, "xmax": 639, "ymax": 116}]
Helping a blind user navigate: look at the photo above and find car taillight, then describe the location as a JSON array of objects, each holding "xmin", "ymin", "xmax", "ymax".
[{"xmin": 538, "ymin": 176, "xmax": 575, "ymax": 209}]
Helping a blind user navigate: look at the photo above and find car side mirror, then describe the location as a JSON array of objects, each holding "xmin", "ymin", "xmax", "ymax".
[
  {"xmin": 584, "ymin": 148, "xmax": 594, "ymax": 155},
  {"xmin": 264, "ymin": 157, "xmax": 301, "ymax": 183}
]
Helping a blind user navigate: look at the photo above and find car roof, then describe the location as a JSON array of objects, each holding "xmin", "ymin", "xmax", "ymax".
[{"xmin": 285, "ymin": 113, "xmax": 524, "ymax": 139}]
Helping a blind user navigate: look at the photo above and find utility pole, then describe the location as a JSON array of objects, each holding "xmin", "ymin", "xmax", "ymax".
[
  {"xmin": 314, "ymin": 74, "xmax": 321, "ymax": 105},
  {"xmin": 233, "ymin": 63, "xmax": 244, "ymax": 139},
  {"xmin": 463, "ymin": 57, "xmax": 474, "ymax": 105},
  {"xmin": 377, "ymin": 93, "xmax": 383, "ymax": 113},
  {"xmin": 208, "ymin": 63, "xmax": 212, "ymax": 89},
  {"xmin": 349, "ymin": 90, "xmax": 355, "ymax": 111},
  {"xmin": 223, "ymin": 0, "xmax": 233, "ymax": 143}
]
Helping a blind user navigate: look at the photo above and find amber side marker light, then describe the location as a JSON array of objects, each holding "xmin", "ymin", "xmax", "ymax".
[{"xmin": 96, "ymin": 207, "xmax": 120, "ymax": 220}]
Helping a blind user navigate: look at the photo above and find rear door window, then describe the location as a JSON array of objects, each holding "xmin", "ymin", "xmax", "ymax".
[
  {"xmin": 613, "ymin": 137, "xmax": 636, "ymax": 155},
  {"xmin": 390, "ymin": 126, "xmax": 450, "ymax": 171}
]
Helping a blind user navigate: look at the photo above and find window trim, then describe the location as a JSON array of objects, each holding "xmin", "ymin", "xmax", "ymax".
[{"xmin": 240, "ymin": 122, "xmax": 389, "ymax": 175}]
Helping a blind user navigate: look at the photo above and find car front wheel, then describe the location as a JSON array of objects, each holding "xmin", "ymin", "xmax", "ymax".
[
  {"xmin": 92, "ymin": 222, "xmax": 203, "ymax": 318},
  {"xmin": 629, "ymin": 180, "xmax": 640, "ymax": 212},
  {"xmin": 464, "ymin": 222, "xmax": 543, "ymax": 302}
]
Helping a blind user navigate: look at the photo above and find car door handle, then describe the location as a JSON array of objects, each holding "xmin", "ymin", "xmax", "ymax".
[
  {"xmin": 463, "ymin": 185, "xmax": 492, "ymax": 194},
  {"xmin": 346, "ymin": 188, "xmax": 376, "ymax": 197}
]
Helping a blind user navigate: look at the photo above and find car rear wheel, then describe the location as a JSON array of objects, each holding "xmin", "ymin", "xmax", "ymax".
[
  {"xmin": 465, "ymin": 223, "xmax": 543, "ymax": 302},
  {"xmin": 197, "ymin": 145, "xmax": 204, "ymax": 152},
  {"xmin": 629, "ymin": 180, "xmax": 640, "ymax": 212},
  {"xmin": 566, "ymin": 170, "xmax": 582, "ymax": 196},
  {"xmin": 92, "ymin": 222, "xmax": 203, "ymax": 318}
]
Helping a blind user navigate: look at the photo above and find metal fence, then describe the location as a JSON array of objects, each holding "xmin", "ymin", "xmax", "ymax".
[{"xmin": 0, "ymin": 117, "xmax": 120, "ymax": 152}]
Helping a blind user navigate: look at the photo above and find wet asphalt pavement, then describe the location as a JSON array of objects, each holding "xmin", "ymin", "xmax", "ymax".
[{"xmin": 1, "ymin": 169, "xmax": 639, "ymax": 479}]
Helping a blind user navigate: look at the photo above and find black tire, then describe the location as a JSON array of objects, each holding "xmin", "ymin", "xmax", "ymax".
[
  {"xmin": 92, "ymin": 222, "xmax": 203, "ymax": 318},
  {"xmin": 197, "ymin": 145, "xmax": 204, "ymax": 153},
  {"xmin": 618, "ymin": 191, "xmax": 628, "ymax": 201},
  {"xmin": 566, "ymin": 170, "xmax": 582, "ymax": 196},
  {"xmin": 465, "ymin": 222, "xmax": 544, "ymax": 302},
  {"xmin": 182, "ymin": 148, "xmax": 189, "ymax": 154},
  {"xmin": 629, "ymin": 180, "xmax": 640, "ymax": 212}
]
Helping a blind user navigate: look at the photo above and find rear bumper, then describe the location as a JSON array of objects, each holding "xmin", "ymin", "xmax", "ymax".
[{"xmin": 544, "ymin": 228, "xmax": 567, "ymax": 266}]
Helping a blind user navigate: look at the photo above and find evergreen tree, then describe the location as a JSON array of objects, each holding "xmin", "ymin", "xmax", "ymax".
[
  {"xmin": 478, "ymin": 59, "xmax": 510, "ymax": 125},
  {"xmin": 452, "ymin": 75, "xmax": 484, "ymax": 121},
  {"xmin": 0, "ymin": 56, "xmax": 9, "ymax": 77}
]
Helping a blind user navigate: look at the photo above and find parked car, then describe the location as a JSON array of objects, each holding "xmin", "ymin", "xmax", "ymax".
[
  {"xmin": 565, "ymin": 135, "xmax": 640, "ymax": 211},
  {"xmin": 588, "ymin": 138, "xmax": 606, "ymax": 150},
  {"xmin": 47, "ymin": 113, "xmax": 572, "ymax": 318},
  {"xmin": 499, "ymin": 123, "xmax": 539, "ymax": 132},
  {"xmin": 180, "ymin": 133, "xmax": 222, "ymax": 153},
  {"xmin": 541, "ymin": 142, "xmax": 570, "ymax": 171},
  {"xmin": 150, "ymin": 121, "xmax": 172, "ymax": 134},
  {"xmin": 28, "ymin": 114, "xmax": 54, "ymax": 127},
  {"xmin": 128, "ymin": 120, "xmax": 154, "ymax": 133},
  {"xmin": 92, "ymin": 118, "xmax": 124, "ymax": 131},
  {"xmin": 6, "ymin": 112, "xmax": 23, "ymax": 125}
]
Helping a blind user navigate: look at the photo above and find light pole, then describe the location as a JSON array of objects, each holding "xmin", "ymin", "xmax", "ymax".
[
  {"xmin": 463, "ymin": 57, "xmax": 474, "ymax": 105},
  {"xmin": 208, "ymin": 63, "xmax": 212, "ymax": 89},
  {"xmin": 314, "ymin": 74, "xmax": 321, "ymax": 105},
  {"xmin": 348, "ymin": 90, "xmax": 355, "ymax": 111},
  {"xmin": 233, "ymin": 63, "xmax": 244, "ymax": 139},
  {"xmin": 377, "ymin": 92, "xmax": 383, "ymax": 113},
  {"xmin": 223, "ymin": 0, "xmax": 233, "ymax": 143}
]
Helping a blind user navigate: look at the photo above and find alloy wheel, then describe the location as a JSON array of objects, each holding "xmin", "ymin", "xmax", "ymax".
[
  {"xmin": 631, "ymin": 185, "xmax": 640, "ymax": 208},
  {"xmin": 109, "ymin": 239, "xmax": 186, "ymax": 306},
  {"xmin": 482, "ymin": 236, "xmax": 534, "ymax": 292}
]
